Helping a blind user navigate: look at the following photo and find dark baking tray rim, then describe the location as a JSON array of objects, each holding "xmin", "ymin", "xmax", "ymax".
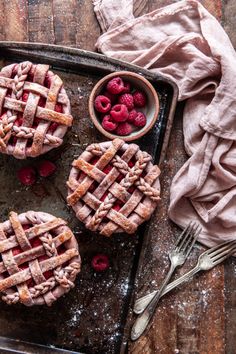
[{"xmin": 0, "ymin": 41, "xmax": 178, "ymax": 354}]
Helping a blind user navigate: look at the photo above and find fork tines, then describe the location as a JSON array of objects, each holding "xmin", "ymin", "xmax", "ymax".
[
  {"xmin": 175, "ymin": 221, "xmax": 202, "ymax": 256},
  {"xmin": 207, "ymin": 239, "xmax": 236, "ymax": 264}
]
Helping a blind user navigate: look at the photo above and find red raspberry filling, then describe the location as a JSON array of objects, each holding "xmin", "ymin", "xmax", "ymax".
[
  {"xmin": 4, "ymin": 70, "xmax": 61, "ymax": 147},
  {"xmin": 91, "ymin": 254, "xmax": 110, "ymax": 272},
  {"xmin": 9, "ymin": 222, "xmax": 66, "ymax": 287},
  {"xmin": 76, "ymin": 156, "xmax": 144, "ymax": 219}
]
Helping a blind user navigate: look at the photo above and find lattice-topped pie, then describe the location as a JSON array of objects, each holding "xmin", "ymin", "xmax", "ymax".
[
  {"xmin": 0, "ymin": 61, "xmax": 73, "ymax": 159},
  {"xmin": 67, "ymin": 138, "xmax": 161, "ymax": 236},
  {"xmin": 0, "ymin": 211, "xmax": 81, "ymax": 306}
]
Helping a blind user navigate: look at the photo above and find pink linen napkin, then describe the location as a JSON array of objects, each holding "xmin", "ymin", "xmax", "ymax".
[{"xmin": 93, "ymin": 0, "xmax": 236, "ymax": 247}]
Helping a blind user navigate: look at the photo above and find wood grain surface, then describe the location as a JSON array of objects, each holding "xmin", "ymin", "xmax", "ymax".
[{"xmin": 0, "ymin": 1, "xmax": 235, "ymax": 353}]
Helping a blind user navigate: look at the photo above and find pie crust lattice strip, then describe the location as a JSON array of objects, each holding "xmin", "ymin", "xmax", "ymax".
[
  {"xmin": 0, "ymin": 211, "xmax": 81, "ymax": 306},
  {"xmin": 0, "ymin": 61, "xmax": 73, "ymax": 159},
  {"xmin": 67, "ymin": 138, "xmax": 161, "ymax": 236}
]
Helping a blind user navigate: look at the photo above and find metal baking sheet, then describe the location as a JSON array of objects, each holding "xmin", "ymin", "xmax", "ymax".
[{"xmin": 0, "ymin": 42, "xmax": 178, "ymax": 354}]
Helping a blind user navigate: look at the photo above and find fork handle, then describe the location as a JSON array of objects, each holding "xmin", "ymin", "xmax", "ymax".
[
  {"xmin": 131, "ymin": 265, "xmax": 175, "ymax": 341},
  {"xmin": 133, "ymin": 266, "xmax": 200, "ymax": 315}
]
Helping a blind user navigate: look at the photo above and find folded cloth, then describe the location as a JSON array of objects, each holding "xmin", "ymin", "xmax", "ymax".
[{"xmin": 93, "ymin": 0, "xmax": 236, "ymax": 247}]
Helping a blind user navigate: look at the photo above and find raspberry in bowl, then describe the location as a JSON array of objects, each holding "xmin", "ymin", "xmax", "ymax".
[{"xmin": 88, "ymin": 71, "xmax": 159, "ymax": 142}]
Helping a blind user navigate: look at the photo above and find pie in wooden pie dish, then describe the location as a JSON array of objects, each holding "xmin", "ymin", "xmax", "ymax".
[
  {"xmin": 0, "ymin": 61, "xmax": 73, "ymax": 159},
  {"xmin": 67, "ymin": 138, "xmax": 161, "ymax": 236},
  {"xmin": 0, "ymin": 211, "xmax": 81, "ymax": 306}
]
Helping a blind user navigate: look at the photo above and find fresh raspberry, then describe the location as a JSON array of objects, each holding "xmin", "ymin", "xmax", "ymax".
[
  {"xmin": 110, "ymin": 104, "xmax": 128, "ymax": 122},
  {"xmin": 118, "ymin": 94, "xmax": 134, "ymax": 111},
  {"xmin": 106, "ymin": 77, "xmax": 124, "ymax": 94},
  {"xmin": 37, "ymin": 160, "xmax": 56, "ymax": 177},
  {"xmin": 102, "ymin": 115, "xmax": 118, "ymax": 132},
  {"xmin": 94, "ymin": 95, "xmax": 111, "ymax": 113},
  {"xmin": 91, "ymin": 254, "xmax": 110, "ymax": 272},
  {"xmin": 133, "ymin": 91, "xmax": 147, "ymax": 107},
  {"xmin": 133, "ymin": 112, "xmax": 147, "ymax": 127},
  {"xmin": 127, "ymin": 109, "xmax": 138, "ymax": 123},
  {"xmin": 17, "ymin": 166, "xmax": 36, "ymax": 186},
  {"xmin": 122, "ymin": 81, "xmax": 131, "ymax": 93},
  {"xmin": 116, "ymin": 122, "xmax": 133, "ymax": 136},
  {"xmin": 103, "ymin": 90, "xmax": 116, "ymax": 104}
]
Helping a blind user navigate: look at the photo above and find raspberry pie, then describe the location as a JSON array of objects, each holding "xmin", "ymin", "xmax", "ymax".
[
  {"xmin": 0, "ymin": 211, "xmax": 81, "ymax": 306},
  {"xmin": 0, "ymin": 61, "xmax": 73, "ymax": 159},
  {"xmin": 67, "ymin": 138, "xmax": 161, "ymax": 236}
]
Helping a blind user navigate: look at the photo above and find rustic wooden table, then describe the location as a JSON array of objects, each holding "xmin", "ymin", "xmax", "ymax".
[{"xmin": 0, "ymin": 1, "xmax": 235, "ymax": 353}]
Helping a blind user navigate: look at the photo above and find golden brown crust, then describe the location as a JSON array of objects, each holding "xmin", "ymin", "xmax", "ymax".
[
  {"xmin": 0, "ymin": 211, "xmax": 81, "ymax": 306},
  {"xmin": 0, "ymin": 61, "xmax": 73, "ymax": 159},
  {"xmin": 67, "ymin": 138, "xmax": 161, "ymax": 236}
]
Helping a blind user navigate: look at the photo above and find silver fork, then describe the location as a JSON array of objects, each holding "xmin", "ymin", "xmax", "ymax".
[
  {"xmin": 133, "ymin": 239, "xmax": 236, "ymax": 316},
  {"xmin": 131, "ymin": 222, "xmax": 201, "ymax": 341}
]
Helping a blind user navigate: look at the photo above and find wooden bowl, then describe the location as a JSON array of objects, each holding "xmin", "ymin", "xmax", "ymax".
[{"xmin": 88, "ymin": 71, "xmax": 160, "ymax": 142}]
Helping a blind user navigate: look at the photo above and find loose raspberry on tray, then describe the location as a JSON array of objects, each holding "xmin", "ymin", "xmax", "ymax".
[
  {"xmin": 133, "ymin": 90, "xmax": 147, "ymax": 107},
  {"xmin": 133, "ymin": 112, "xmax": 147, "ymax": 127},
  {"xmin": 116, "ymin": 122, "xmax": 133, "ymax": 136},
  {"xmin": 37, "ymin": 160, "xmax": 57, "ymax": 177},
  {"xmin": 94, "ymin": 95, "xmax": 111, "ymax": 113},
  {"xmin": 17, "ymin": 166, "xmax": 36, "ymax": 186},
  {"xmin": 110, "ymin": 104, "xmax": 129, "ymax": 122},
  {"xmin": 91, "ymin": 254, "xmax": 110, "ymax": 272},
  {"xmin": 106, "ymin": 77, "xmax": 124, "ymax": 94},
  {"xmin": 118, "ymin": 93, "xmax": 134, "ymax": 111},
  {"xmin": 102, "ymin": 115, "xmax": 118, "ymax": 132}
]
